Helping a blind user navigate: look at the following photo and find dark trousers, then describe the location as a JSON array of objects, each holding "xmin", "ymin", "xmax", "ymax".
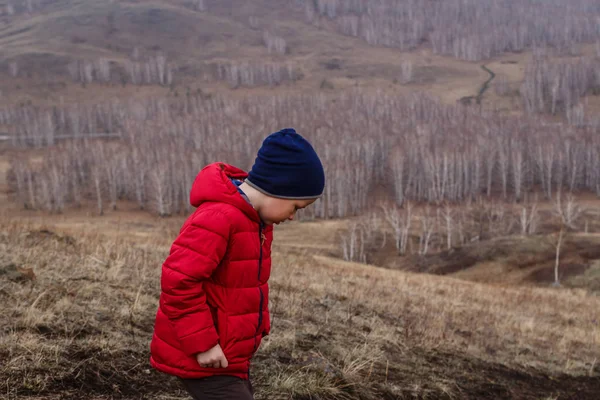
[{"xmin": 180, "ymin": 376, "xmax": 254, "ymax": 400}]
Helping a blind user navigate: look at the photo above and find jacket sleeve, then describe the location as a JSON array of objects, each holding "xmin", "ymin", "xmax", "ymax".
[{"xmin": 159, "ymin": 208, "xmax": 230, "ymax": 356}]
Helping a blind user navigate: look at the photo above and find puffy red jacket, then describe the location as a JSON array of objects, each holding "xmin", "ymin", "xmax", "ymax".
[{"xmin": 150, "ymin": 163, "xmax": 273, "ymax": 379}]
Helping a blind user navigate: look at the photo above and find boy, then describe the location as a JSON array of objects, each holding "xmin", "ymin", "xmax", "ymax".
[{"xmin": 150, "ymin": 128, "xmax": 325, "ymax": 400}]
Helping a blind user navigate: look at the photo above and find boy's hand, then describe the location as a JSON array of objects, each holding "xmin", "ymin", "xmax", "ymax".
[{"xmin": 196, "ymin": 344, "xmax": 228, "ymax": 368}]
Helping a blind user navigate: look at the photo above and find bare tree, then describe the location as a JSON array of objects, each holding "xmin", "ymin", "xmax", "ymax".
[
  {"xmin": 418, "ymin": 207, "xmax": 435, "ymax": 255},
  {"xmin": 104, "ymin": 157, "xmax": 122, "ymax": 211},
  {"xmin": 496, "ymin": 142, "xmax": 509, "ymax": 199},
  {"xmin": 518, "ymin": 201, "xmax": 539, "ymax": 236},
  {"xmin": 48, "ymin": 163, "xmax": 66, "ymax": 213},
  {"xmin": 96, "ymin": 58, "xmax": 111, "ymax": 83},
  {"xmin": 553, "ymin": 191, "xmax": 583, "ymax": 230},
  {"xmin": 216, "ymin": 61, "xmax": 297, "ymax": 88},
  {"xmin": 263, "ymin": 31, "xmax": 287, "ymax": 55},
  {"xmin": 129, "ymin": 149, "xmax": 147, "ymax": 209},
  {"xmin": 149, "ymin": 167, "xmax": 172, "ymax": 217},
  {"xmin": 25, "ymin": 167, "xmax": 36, "ymax": 210},
  {"xmin": 400, "ymin": 61, "xmax": 413, "ymax": 84},
  {"xmin": 381, "ymin": 202, "xmax": 412, "ymax": 255},
  {"xmin": 510, "ymin": 142, "xmax": 525, "ymax": 202},
  {"xmin": 92, "ymin": 164, "xmax": 104, "ymax": 216},
  {"xmin": 69, "ymin": 154, "xmax": 83, "ymax": 208},
  {"xmin": 339, "ymin": 222, "xmax": 365, "ymax": 263},
  {"xmin": 362, "ymin": 211, "xmax": 386, "ymax": 250},
  {"xmin": 38, "ymin": 179, "xmax": 51, "ymax": 211},
  {"xmin": 121, "ymin": 55, "xmax": 174, "ymax": 86},
  {"xmin": 553, "ymin": 227, "xmax": 564, "ymax": 287},
  {"xmin": 441, "ymin": 203, "xmax": 454, "ymax": 250},
  {"xmin": 535, "ymin": 143, "xmax": 556, "ymax": 199},
  {"xmin": 486, "ymin": 201, "xmax": 513, "ymax": 237},
  {"xmin": 10, "ymin": 159, "xmax": 29, "ymax": 208}
]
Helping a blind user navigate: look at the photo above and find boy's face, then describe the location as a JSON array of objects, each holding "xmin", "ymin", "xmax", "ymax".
[{"xmin": 259, "ymin": 197, "xmax": 316, "ymax": 225}]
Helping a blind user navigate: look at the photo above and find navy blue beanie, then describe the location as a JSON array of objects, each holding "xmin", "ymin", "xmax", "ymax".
[{"xmin": 246, "ymin": 128, "xmax": 325, "ymax": 199}]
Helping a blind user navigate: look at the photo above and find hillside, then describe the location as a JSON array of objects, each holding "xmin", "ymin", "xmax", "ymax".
[
  {"xmin": 0, "ymin": 0, "xmax": 478, "ymax": 105},
  {"xmin": 2, "ymin": 3, "xmax": 600, "ymax": 398},
  {"xmin": 0, "ymin": 0, "xmax": 598, "ymax": 116},
  {"xmin": 1, "ymin": 211, "xmax": 600, "ymax": 399}
]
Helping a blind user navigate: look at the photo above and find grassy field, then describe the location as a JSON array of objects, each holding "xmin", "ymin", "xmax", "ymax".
[
  {"xmin": 2, "ymin": 0, "xmax": 597, "ymax": 113},
  {"xmin": 1, "ymin": 200, "xmax": 600, "ymax": 399}
]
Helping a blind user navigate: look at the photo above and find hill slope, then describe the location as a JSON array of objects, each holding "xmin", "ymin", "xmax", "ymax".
[
  {"xmin": 1, "ymin": 213, "xmax": 600, "ymax": 399},
  {"xmin": 0, "ymin": 0, "xmax": 517, "ymax": 108}
]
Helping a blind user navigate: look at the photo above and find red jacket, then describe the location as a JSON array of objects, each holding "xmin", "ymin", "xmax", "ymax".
[{"xmin": 150, "ymin": 163, "xmax": 273, "ymax": 379}]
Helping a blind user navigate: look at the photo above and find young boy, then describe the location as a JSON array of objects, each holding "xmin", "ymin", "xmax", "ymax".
[{"xmin": 150, "ymin": 128, "xmax": 325, "ymax": 400}]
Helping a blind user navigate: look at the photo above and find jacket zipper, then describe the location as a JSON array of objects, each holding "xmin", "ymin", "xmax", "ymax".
[
  {"xmin": 258, "ymin": 221, "xmax": 264, "ymax": 281},
  {"xmin": 250, "ymin": 221, "xmax": 265, "ymax": 379}
]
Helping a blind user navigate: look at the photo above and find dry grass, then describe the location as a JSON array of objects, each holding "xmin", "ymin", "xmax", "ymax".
[
  {"xmin": 329, "ymin": 198, "xmax": 600, "ymax": 291},
  {"xmin": 1, "ymin": 213, "xmax": 600, "ymax": 399},
  {"xmin": 0, "ymin": 0, "xmax": 537, "ymax": 112},
  {"xmin": 2, "ymin": 0, "xmax": 600, "ymax": 124}
]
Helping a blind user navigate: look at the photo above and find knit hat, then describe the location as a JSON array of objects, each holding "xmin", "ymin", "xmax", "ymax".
[{"xmin": 246, "ymin": 128, "xmax": 325, "ymax": 199}]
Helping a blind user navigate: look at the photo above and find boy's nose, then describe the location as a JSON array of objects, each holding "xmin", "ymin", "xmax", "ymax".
[{"xmin": 288, "ymin": 214, "xmax": 294, "ymax": 221}]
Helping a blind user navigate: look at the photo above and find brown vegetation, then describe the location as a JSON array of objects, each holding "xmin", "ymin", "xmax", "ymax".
[
  {"xmin": 335, "ymin": 194, "xmax": 600, "ymax": 290},
  {"xmin": 1, "ymin": 215, "xmax": 600, "ymax": 399}
]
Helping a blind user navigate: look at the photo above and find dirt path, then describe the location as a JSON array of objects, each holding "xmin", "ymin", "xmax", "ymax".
[
  {"xmin": 476, "ymin": 64, "xmax": 496, "ymax": 104},
  {"xmin": 458, "ymin": 64, "xmax": 496, "ymax": 105}
]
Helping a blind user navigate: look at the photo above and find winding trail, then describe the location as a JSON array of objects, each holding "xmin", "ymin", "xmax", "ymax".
[{"xmin": 476, "ymin": 64, "xmax": 496, "ymax": 104}]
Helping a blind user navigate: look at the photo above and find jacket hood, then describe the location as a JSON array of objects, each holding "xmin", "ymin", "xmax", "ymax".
[{"xmin": 190, "ymin": 163, "xmax": 261, "ymax": 223}]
